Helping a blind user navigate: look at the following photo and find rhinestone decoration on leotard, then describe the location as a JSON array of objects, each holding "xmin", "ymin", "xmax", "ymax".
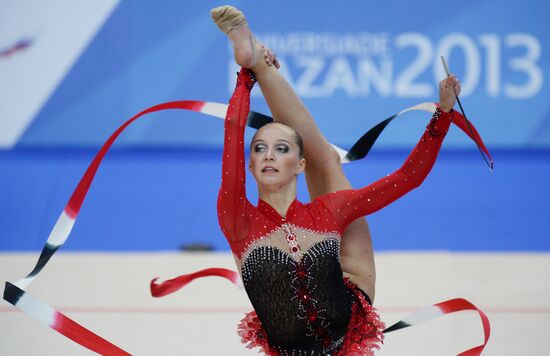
[{"xmin": 283, "ymin": 219, "xmax": 302, "ymax": 259}]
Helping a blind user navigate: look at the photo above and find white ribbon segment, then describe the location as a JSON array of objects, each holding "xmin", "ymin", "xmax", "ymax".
[
  {"xmin": 47, "ymin": 211, "xmax": 76, "ymax": 247},
  {"xmin": 201, "ymin": 102, "xmax": 229, "ymax": 118},
  {"xmin": 13, "ymin": 289, "xmax": 56, "ymax": 327},
  {"xmin": 401, "ymin": 305, "xmax": 444, "ymax": 325}
]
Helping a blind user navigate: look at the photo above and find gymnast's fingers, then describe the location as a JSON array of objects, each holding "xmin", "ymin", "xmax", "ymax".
[{"xmin": 273, "ymin": 57, "xmax": 280, "ymax": 69}]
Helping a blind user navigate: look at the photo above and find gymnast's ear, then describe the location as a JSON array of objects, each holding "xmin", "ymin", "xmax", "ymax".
[{"xmin": 296, "ymin": 158, "xmax": 306, "ymax": 176}]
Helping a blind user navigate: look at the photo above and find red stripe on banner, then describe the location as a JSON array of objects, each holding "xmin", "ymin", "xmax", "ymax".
[
  {"xmin": 435, "ymin": 298, "xmax": 490, "ymax": 356},
  {"xmin": 151, "ymin": 267, "xmax": 239, "ymax": 297},
  {"xmin": 64, "ymin": 101, "xmax": 206, "ymax": 218},
  {"xmin": 52, "ymin": 311, "xmax": 131, "ymax": 355}
]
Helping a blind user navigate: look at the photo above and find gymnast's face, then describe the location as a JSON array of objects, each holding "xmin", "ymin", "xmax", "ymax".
[{"xmin": 249, "ymin": 123, "xmax": 305, "ymax": 189}]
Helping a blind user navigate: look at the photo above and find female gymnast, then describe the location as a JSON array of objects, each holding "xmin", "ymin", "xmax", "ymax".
[{"xmin": 209, "ymin": 5, "xmax": 461, "ymax": 355}]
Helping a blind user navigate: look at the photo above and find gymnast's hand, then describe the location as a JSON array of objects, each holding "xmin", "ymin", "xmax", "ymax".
[
  {"xmin": 262, "ymin": 45, "xmax": 280, "ymax": 69},
  {"xmin": 438, "ymin": 75, "xmax": 461, "ymax": 112}
]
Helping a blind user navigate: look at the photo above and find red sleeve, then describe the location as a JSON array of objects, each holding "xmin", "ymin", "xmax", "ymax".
[
  {"xmin": 319, "ymin": 108, "xmax": 454, "ymax": 230},
  {"xmin": 217, "ymin": 68, "xmax": 255, "ymax": 242}
]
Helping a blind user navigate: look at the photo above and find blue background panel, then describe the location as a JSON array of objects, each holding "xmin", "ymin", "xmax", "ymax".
[{"xmin": 2, "ymin": 149, "xmax": 549, "ymax": 251}]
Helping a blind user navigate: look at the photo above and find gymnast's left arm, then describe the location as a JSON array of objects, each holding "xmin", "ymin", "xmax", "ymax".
[{"xmin": 320, "ymin": 75, "xmax": 461, "ymax": 228}]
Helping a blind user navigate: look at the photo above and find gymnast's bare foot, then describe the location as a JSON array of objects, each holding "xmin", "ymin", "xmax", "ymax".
[{"xmin": 210, "ymin": 5, "xmax": 256, "ymax": 68}]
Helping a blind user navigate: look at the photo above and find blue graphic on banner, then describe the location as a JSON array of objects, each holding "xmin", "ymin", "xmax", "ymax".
[{"xmin": 9, "ymin": 0, "xmax": 549, "ymax": 149}]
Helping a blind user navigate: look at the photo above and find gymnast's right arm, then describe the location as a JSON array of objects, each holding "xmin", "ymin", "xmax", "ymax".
[{"xmin": 217, "ymin": 69, "xmax": 254, "ymax": 242}]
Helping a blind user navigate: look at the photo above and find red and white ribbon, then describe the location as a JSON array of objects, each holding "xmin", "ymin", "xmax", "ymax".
[
  {"xmin": 4, "ymin": 98, "xmax": 492, "ymax": 354},
  {"xmin": 383, "ymin": 298, "xmax": 491, "ymax": 356},
  {"xmin": 3, "ymin": 282, "xmax": 130, "ymax": 355}
]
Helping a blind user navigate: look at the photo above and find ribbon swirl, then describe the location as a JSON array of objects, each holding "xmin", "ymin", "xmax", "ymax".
[{"xmin": 4, "ymin": 100, "xmax": 492, "ymax": 355}]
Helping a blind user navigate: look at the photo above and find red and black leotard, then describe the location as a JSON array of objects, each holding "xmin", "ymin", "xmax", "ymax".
[{"xmin": 218, "ymin": 68, "xmax": 453, "ymax": 355}]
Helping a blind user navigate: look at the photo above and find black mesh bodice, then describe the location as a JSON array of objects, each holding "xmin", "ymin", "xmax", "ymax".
[{"xmin": 241, "ymin": 239, "xmax": 354, "ymax": 355}]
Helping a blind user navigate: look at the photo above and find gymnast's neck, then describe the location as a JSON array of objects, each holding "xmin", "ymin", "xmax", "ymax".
[{"xmin": 257, "ymin": 180, "xmax": 298, "ymax": 218}]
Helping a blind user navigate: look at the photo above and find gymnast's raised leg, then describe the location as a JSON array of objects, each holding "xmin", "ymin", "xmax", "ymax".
[{"xmin": 211, "ymin": 5, "xmax": 376, "ymax": 301}]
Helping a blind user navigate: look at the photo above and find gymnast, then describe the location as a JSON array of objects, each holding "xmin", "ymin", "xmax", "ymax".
[{"xmin": 207, "ymin": 5, "xmax": 461, "ymax": 355}]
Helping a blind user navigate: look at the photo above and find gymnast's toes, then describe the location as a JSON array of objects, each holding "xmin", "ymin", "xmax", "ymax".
[
  {"xmin": 210, "ymin": 5, "xmax": 255, "ymax": 68},
  {"xmin": 210, "ymin": 5, "xmax": 248, "ymax": 34}
]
